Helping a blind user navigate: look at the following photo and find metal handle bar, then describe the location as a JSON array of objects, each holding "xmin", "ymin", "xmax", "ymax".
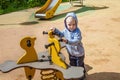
[{"xmin": 45, "ymin": 42, "xmax": 54, "ymax": 49}]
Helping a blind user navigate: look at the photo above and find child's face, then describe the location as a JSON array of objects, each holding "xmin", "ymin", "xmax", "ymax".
[{"xmin": 66, "ymin": 17, "xmax": 76, "ymax": 31}]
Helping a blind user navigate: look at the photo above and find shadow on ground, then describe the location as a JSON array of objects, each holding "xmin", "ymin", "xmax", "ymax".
[
  {"xmin": 49, "ymin": 5, "xmax": 108, "ymax": 21},
  {"xmin": 20, "ymin": 21, "xmax": 39, "ymax": 25},
  {"xmin": 0, "ymin": 5, "xmax": 109, "ymax": 26},
  {"xmin": 87, "ymin": 72, "xmax": 120, "ymax": 80},
  {"xmin": 85, "ymin": 64, "xmax": 120, "ymax": 80},
  {"xmin": 0, "ymin": 21, "xmax": 39, "ymax": 26}
]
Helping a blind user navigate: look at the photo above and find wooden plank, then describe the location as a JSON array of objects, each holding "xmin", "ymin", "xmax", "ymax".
[{"xmin": 0, "ymin": 60, "xmax": 84, "ymax": 79}]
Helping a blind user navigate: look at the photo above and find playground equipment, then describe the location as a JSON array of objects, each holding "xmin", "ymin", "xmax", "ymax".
[
  {"xmin": 17, "ymin": 37, "xmax": 38, "ymax": 80},
  {"xmin": 35, "ymin": 0, "xmax": 84, "ymax": 19},
  {"xmin": 0, "ymin": 30, "xmax": 84, "ymax": 80},
  {"xmin": 35, "ymin": 0, "xmax": 62, "ymax": 19},
  {"xmin": 43, "ymin": 30, "xmax": 68, "ymax": 69},
  {"xmin": 69, "ymin": 0, "xmax": 84, "ymax": 6}
]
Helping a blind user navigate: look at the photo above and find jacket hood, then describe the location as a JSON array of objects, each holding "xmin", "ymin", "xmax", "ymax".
[{"xmin": 64, "ymin": 12, "xmax": 78, "ymax": 31}]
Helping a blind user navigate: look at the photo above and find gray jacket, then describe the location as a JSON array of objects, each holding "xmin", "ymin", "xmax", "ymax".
[{"xmin": 54, "ymin": 12, "xmax": 84, "ymax": 57}]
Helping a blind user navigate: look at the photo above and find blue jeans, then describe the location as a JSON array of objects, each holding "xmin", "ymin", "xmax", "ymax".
[{"xmin": 69, "ymin": 55, "xmax": 86, "ymax": 73}]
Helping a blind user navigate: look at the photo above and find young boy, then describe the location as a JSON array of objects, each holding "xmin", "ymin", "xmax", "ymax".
[{"xmin": 51, "ymin": 12, "xmax": 86, "ymax": 79}]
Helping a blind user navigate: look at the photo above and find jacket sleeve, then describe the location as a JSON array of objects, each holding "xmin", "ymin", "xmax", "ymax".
[{"xmin": 54, "ymin": 28, "xmax": 64, "ymax": 38}]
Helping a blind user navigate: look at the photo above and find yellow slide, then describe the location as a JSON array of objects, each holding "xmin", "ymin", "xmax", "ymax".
[{"xmin": 35, "ymin": 0, "xmax": 62, "ymax": 19}]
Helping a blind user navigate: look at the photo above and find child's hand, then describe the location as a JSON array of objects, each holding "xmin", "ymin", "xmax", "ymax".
[
  {"xmin": 50, "ymin": 27, "xmax": 55, "ymax": 31},
  {"xmin": 62, "ymin": 39, "xmax": 68, "ymax": 43}
]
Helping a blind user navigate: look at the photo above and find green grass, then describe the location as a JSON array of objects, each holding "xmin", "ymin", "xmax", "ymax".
[{"xmin": 0, "ymin": 0, "xmax": 69, "ymax": 15}]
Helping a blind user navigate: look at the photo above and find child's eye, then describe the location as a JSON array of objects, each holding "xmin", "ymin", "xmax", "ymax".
[
  {"xmin": 67, "ymin": 23, "xmax": 75, "ymax": 26},
  {"xmin": 68, "ymin": 24, "xmax": 71, "ymax": 26},
  {"xmin": 73, "ymin": 24, "xmax": 75, "ymax": 26}
]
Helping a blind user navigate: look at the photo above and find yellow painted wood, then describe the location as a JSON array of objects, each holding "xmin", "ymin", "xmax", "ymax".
[
  {"xmin": 48, "ymin": 31, "xmax": 67, "ymax": 69},
  {"xmin": 17, "ymin": 37, "xmax": 38, "ymax": 80}
]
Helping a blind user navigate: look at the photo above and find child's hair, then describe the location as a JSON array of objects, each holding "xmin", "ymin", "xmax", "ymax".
[{"xmin": 66, "ymin": 16, "xmax": 76, "ymax": 23}]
